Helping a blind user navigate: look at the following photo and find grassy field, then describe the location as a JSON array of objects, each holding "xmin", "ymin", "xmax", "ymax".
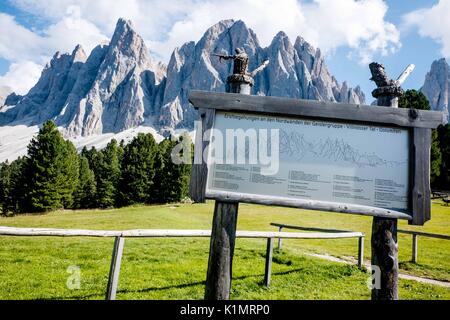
[{"xmin": 0, "ymin": 200, "xmax": 449, "ymax": 300}]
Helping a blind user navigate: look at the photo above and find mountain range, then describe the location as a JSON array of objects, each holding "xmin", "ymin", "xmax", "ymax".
[
  {"xmin": 0, "ymin": 18, "xmax": 364, "ymax": 139},
  {"xmin": 0, "ymin": 17, "xmax": 448, "ymax": 162}
]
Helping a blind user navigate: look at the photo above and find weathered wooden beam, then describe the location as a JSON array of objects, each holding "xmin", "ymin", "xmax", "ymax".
[
  {"xmin": 369, "ymin": 63, "xmax": 400, "ymax": 301},
  {"xmin": 188, "ymin": 90, "xmax": 444, "ymax": 129},
  {"xmin": 271, "ymin": 222, "xmax": 356, "ymax": 233},
  {"xmin": 206, "ymin": 190, "xmax": 412, "ymax": 220},
  {"xmin": 237, "ymin": 230, "xmax": 363, "ymax": 239},
  {"xmin": 121, "ymin": 229, "xmax": 211, "ymax": 237},
  {"xmin": 0, "ymin": 226, "xmax": 364, "ymax": 239},
  {"xmin": 204, "ymin": 201, "xmax": 239, "ymax": 300},
  {"xmin": 410, "ymin": 127, "xmax": 432, "ymax": 225},
  {"xmin": 397, "ymin": 229, "xmax": 450, "ymax": 240},
  {"xmin": 264, "ymin": 238, "xmax": 274, "ymax": 287},
  {"xmin": 0, "ymin": 227, "xmax": 122, "ymax": 237},
  {"xmin": 106, "ymin": 236, "xmax": 125, "ymax": 300},
  {"xmin": 189, "ymin": 107, "xmax": 215, "ymax": 203},
  {"xmin": 371, "ymin": 217, "xmax": 398, "ymax": 300}
]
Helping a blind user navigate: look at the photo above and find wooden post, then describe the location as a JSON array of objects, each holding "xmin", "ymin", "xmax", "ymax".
[
  {"xmin": 264, "ymin": 238, "xmax": 274, "ymax": 287},
  {"xmin": 205, "ymin": 201, "xmax": 239, "ymax": 299},
  {"xmin": 106, "ymin": 236, "xmax": 125, "ymax": 300},
  {"xmin": 369, "ymin": 62, "xmax": 401, "ymax": 300},
  {"xmin": 371, "ymin": 218, "xmax": 398, "ymax": 299},
  {"xmin": 203, "ymin": 74, "xmax": 243, "ymax": 300},
  {"xmin": 204, "ymin": 51, "xmax": 267, "ymax": 300},
  {"xmin": 412, "ymin": 234, "xmax": 418, "ymax": 263},
  {"xmin": 277, "ymin": 226, "xmax": 283, "ymax": 250},
  {"xmin": 358, "ymin": 236, "xmax": 364, "ymax": 269}
]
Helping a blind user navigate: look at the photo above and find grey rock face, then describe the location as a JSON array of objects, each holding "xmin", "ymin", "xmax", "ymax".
[
  {"xmin": 159, "ymin": 20, "xmax": 265, "ymax": 129},
  {"xmin": 61, "ymin": 18, "xmax": 166, "ymax": 136},
  {"xmin": 0, "ymin": 86, "xmax": 13, "ymax": 107},
  {"xmin": 0, "ymin": 18, "xmax": 165, "ymax": 137},
  {"xmin": 421, "ymin": 58, "xmax": 449, "ymax": 122},
  {"xmin": 3, "ymin": 92, "xmax": 21, "ymax": 107},
  {"xmin": 1, "ymin": 18, "xmax": 365, "ymax": 136},
  {"xmin": 2, "ymin": 46, "xmax": 87, "ymax": 125},
  {"xmin": 160, "ymin": 20, "xmax": 365, "ymax": 129}
]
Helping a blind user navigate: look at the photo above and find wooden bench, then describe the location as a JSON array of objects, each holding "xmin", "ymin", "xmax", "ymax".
[{"xmin": 443, "ymin": 197, "xmax": 450, "ymax": 206}]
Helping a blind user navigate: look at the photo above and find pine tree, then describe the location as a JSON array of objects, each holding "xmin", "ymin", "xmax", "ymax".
[
  {"xmin": 155, "ymin": 134, "xmax": 192, "ymax": 203},
  {"xmin": 60, "ymin": 140, "xmax": 79, "ymax": 208},
  {"xmin": 399, "ymin": 90, "xmax": 442, "ymax": 186},
  {"xmin": 0, "ymin": 159, "xmax": 27, "ymax": 215},
  {"xmin": 94, "ymin": 139, "xmax": 121, "ymax": 208},
  {"xmin": 399, "ymin": 89, "xmax": 431, "ymax": 111},
  {"xmin": 81, "ymin": 146, "xmax": 98, "ymax": 169},
  {"xmin": 437, "ymin": 124, "xmax": 450, "ymax": 189},
  {"xmin": 152, "ymin": 138, "xmax": 171, "ymax": 203},
  {"xmin": 0, "ymin": 161, "xmax": 10, "ymax": 215},
  {"xmin": 430, "ymin": 129, "xmax": 442, "ymax": 184},
  {"xmin": 118, "ymin": 133, "xmax": 157, "ymax": 206},
  {"xmin": 73, "ymin": 156, "xmax": 97, "ymax": 209},
  {"xmin": 26, "ymin": 121, "xmax": 78, "ymax": 212},
  {"xmin": 8, "ymin": 157, "xmax": 30, "ymax": 213}
]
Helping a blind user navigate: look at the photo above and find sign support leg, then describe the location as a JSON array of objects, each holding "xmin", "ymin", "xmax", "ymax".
[
  {"xmin": 371, "ymin": 217, "xmax": 398, "ymax": 300},
  {"xmin": 368, "ymin": 62, "xmax": 405, "ymax": 300},
  {"xmin": 204, "ymin": 201, "xmax": 239, "ymax": 300}
]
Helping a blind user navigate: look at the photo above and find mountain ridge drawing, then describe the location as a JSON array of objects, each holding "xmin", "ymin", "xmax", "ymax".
[{"xmin": 279, "ymin": 130, "xmax": 407, "ymax": 169}]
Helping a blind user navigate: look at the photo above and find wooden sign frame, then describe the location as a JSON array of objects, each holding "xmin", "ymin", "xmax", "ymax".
[{"xmin": 189, "ymin": 90, "xmax": 444, "ymax": 226}]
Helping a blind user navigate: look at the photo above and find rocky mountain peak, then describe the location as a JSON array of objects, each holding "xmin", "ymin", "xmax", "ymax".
[
  {"xmin": 432, "ymin": 58, "xmax": 449, "ymax": 70},
  {"xmin": 294, "ymin": 36, "xmax": 316, "ymax": 71},
  {"xmin": 274, "ymin": 31, "xmax": 288, "ymax": 40},
  {"xmin": 106, "ymin": 18, "xmax": 151, "ymax": 67},
  {"xmin": 1, "ymin": 17, "xmax": 366, "ymax": 139},
  {"xmin": 421, "ymin": 58, "xmax": 449, "ymax": 122},
  {"xmin": 71, "ymin": 44, "xmax": 87, "ymax": 63},
  {"xmin": 0, "ymin": 86, "xmax": 12, "ymax": 107}
]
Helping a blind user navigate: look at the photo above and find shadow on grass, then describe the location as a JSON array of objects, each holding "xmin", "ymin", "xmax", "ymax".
[{"xmin": 45, "ymin": 268, "xmax": 306, "ymax": 300}]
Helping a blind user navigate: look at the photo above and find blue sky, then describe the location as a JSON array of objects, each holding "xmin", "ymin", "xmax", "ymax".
[
  {"xmin": 327, "ymin": 0, "xmax": 443, "ymax": 100},
  {"xmin": 0, "ymin": 0, "xmax": 448, "ymax": 101}
]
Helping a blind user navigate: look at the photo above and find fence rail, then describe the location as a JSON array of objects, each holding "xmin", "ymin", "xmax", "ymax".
[
  {"xmin": 0, "ymin": 226, "xmax": 364, "ymax": 300},
  {"xmin": 270, "ymin": 222, "xmax": 365, "ymax": 269},
  {"xmin": 0, "ymin": 227, "xmax": 362, "ymax": 239},
  {"xmin": 398, "ymin": 229, "xmax": 450, "ymax": 263}
]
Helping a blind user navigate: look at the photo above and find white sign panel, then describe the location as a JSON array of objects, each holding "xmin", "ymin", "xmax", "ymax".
[{"xmin": 205, "ymin": 111, "xmax": 410, "ymax": 211}]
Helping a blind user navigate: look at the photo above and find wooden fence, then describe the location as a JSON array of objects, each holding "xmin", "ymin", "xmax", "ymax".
[
  {"xmin": 398, "ymin": 229, "xmax": 450, "ymax": 263},
  {"xmin": 0, "ymin": 226, "xmax": 364, "ymax": 300},
  {"xmin": 271, "ymin": 222, "xmax": 365, "ymax": 269}
]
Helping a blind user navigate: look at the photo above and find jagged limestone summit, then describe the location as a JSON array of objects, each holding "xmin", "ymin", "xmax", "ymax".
[
  {"xmin": 421, "ymin": 58, "xmax": 450, "ymax": 123},
  {"xmin": 0, "ymin": 18, "xmax": 365, "ymax": 138}
]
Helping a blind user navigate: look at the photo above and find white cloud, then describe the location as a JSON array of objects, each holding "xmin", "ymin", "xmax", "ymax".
[
  {"xmin": 0, "ymin": 10, "xmax": 107, "ymax": 63},
  {"xmin": 149, "ymin": 0, "xmax": 400, "ymax": 64},
  {"xmin": 1, "ymin": 0, "xmax": 400, "ymax": 94},
  {"xmin": 403, "ymin": 0, "xmax": 450, "ymax": 58},
  {"xmin": 43, "ymin": 6, "xmax": 108, "ymax": 55},
  {"xmin": 0, "ymin": 9, "xmax": 107, "ymax": 94},
  {"xmin": 0, "ymin": 61, "xmax": 42, "ymax": 95},
  {"xmin": 0, "ymin": 13, "xmax": 43, "ymax": 62},
  {"xmin": 9, "ymin": 0, "xmax": 400, "ymax": 62}
]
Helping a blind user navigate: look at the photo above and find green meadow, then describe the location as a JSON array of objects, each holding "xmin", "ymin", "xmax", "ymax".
[{"xmin": 0, "ymin": 200, "xmax": 449, "ymax": 300}]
